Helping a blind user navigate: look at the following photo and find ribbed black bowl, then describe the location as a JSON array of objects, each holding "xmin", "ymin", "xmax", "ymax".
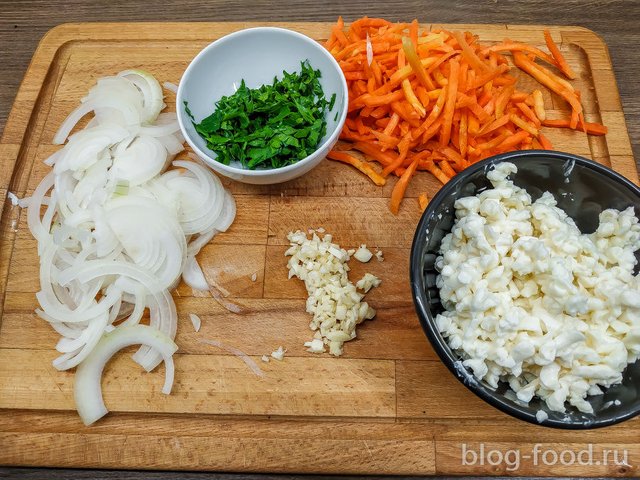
[{"xmin": 410, "ymin": 150, "xmax": 640, "ymax": 428}]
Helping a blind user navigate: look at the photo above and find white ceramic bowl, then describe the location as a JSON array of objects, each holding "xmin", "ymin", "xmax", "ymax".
[{"xmin": 177, "ymin": 27, "xmax": 348, "ymax": 185}]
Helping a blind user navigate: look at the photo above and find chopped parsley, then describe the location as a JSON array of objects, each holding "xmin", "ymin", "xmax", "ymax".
[{"xmin": 189, "ymin": 60, "xmax": 335, "ymax": 170}]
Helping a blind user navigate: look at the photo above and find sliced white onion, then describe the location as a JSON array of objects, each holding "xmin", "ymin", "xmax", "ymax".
[
  {"xmin": 118, "ymin": 69, "xmax": 165, "ymax": 123},
  {"xmin": 110, "ymin": 135, "xmax": 168, "ymax": 186},
  {"xmin": 199, "ymin": 338, "xmax": 263, "ymax": 377},
  {"xmin": 55, "ymin": 124, "xmax": 129, "ymax": 172},
  {"xmin": 163, "ymin": 81, "xmax": 178, "ymax": 94},
  {"xmin": 182, "ymin": 256, "xmax": 209, "ymax": 291},
  {"xmin": 187, "ymin": 228, "xmax": 217, "ymax": 258},
  {"xmin": 28, "ymin": 69, "xmax": 238, "ymax": 426},
  {"xmin": 189, "ymin": 313, "xmax": 202, "ymax": 332},
  {"xmin": 74, "ymin": 324, "xmax": 178, "ymax": 426},
  {"xmin": 214, "ymin": 191, "xmax": 237, "ymax": 233}
]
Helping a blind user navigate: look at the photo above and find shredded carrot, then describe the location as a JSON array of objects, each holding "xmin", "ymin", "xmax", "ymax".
[
  {"xmin": 389, "ymin": 156, "xmax": 420, "ymax": 214},
  {"xmin": 542, "ymin": 119, "xmax": 608, "ymax": 136},
  {"xmin": 418, "ymin": 192, "xmax": 429, "ymax": 212},
  {"xmin": 538, "ymin": 132, "xmax": 554, "ymax": 149},
  {"xmin": 440, "ymin": 59, "xmax": 460, "ymax": 146},
  {"xmin": 326, "ymin": 17, "xmax": 607, "ymax": 213},
  {"xmin": 326, "ymin": 151, "xmax": 387, "ymax": 186},
  {"xmin": 543, "ymin": 29, "xmax": 576, "ymax": 79},
  {"xmin": 532, "ymin": 89, "xmax": 546, "ymax": 121},
  {"xmin": 481, "ymin": 42, "xmax": 556, "ymax": 68}
]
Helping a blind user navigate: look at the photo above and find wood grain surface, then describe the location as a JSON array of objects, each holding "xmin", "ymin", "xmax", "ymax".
[{"xmin": 0, "ymin": 3, "xmax": 639, "ymax": 480}]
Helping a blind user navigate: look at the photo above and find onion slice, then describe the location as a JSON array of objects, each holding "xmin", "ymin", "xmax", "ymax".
[
  {"xmin": 74, "ymin": 324, "xmax": 178, "ymax": 426},
  {"xmin": 199, "ymin": 338, "xmax": 263, "ymax": 377},
  {"xmin": 189, "ymin": 313, "xmax": 202, "ymax": 332}
]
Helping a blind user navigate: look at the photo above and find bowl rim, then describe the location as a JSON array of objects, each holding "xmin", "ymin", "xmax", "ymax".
[
  {"xmin": 176, "ymin": 26, "xmax": 349, "ymax": 177},
  {"xmin": 410, "ymin": 149, "xmax": 640, "ymax": 429}
]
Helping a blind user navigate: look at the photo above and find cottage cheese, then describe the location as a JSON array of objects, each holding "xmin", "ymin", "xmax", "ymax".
[{"xmin": 436, "ymin": 162, "xmax": 640, "ymax": 414}]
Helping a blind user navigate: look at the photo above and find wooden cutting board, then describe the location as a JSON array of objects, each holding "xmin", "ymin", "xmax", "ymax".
[{"xmin": 0, "ymin": 22, "xmax": 638, "ymax": 477}]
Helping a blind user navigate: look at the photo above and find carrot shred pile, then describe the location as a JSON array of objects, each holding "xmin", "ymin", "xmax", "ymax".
[{"xmin": 324, "ymin": 17, "xmax": 608, "ymax": 214}]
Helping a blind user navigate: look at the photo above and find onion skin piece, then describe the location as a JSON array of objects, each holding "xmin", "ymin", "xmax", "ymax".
[{"xmin": 74, "ymin": 324, "xmax": 177, "ymax": 426}]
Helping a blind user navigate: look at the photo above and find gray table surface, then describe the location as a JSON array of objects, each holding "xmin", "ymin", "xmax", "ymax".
[{"xmin": 0, "ymin": 0, "xmax": 638, "ymax": 478}]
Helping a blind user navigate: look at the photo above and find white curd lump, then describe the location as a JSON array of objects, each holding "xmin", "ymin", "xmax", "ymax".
[{"xmin": 435, "ymin": 162, "xmax": 640, "ymax": 414}]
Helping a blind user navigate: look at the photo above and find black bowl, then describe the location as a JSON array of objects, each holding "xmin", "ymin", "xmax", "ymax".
[{"xmin": 410, "ymin": 150, "xmax": 640, "ymax": 428}]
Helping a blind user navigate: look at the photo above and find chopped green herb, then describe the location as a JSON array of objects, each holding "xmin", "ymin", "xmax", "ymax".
[
  {"xmin": 189, "ymin": 61, "xmax": 334, "ymax": 170},
  {"xmin": 183, "ymin": 101, "xmax": 194, "ymax": 122}
]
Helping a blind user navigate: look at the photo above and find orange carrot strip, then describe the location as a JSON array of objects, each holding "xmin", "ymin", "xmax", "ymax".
[
  {"xmin": 415, "ymin": 87, "xmax": 431, "ymax": 110},
  {"xmin": 476, "ymin": 131, "xmax": 511, "ymax": 150},
  {"xmin": 542, "ymin": 119, "xmax": 608, "ymax": 135},
  {"xmin": 369, "ymin": 106, "xmax": 390, "ymax": 118},
  {"xmin": 468, "ymin": 114, "xmax": 480, "ymax": 135},
  {"xmin": 402, "ymin": 36, "xmax": 437, "ymax": 91},
  {"xmin": 422, "ymin": 117, "xmax": 444, "ymax": 144},
  {"xmin": 466, "ymin": 64, "xmax": 510, "ymax": 90},
  {"xmin": 544, "ymin": 29, "xmax": 577, "ymax": 79},
  {"xmin": 459, "ymin": 111, "xmax": 468, "ymax": 157},
  {"xmin": 383, "ymin": 112, "xmax": 401, "ymax": 136},
  {"xmin": 418, "ymin": 192, "xmax": 429, "ymax": 212},
  {"xmin": 340, "ymin": 126, "xmax": 375, "ymax": 142},
  {"xmin": 495, "ymin": 130, "xmax": 530, "ymax": 151},
  {"xmin": 389, "ymin": 156, "xmax": 420, "ymax": 214},
  {"xmin": 391, "ymin": 101, "xmax": 420, "ymax": 127},
  {"xmin": 371, "ymin": 130, "xmax": 401, "ymax": 149},
  {"xmin": 425, "ymin": 162, "xmax": 451, "ymax": 185},
  {"xmin": 327, "ymin": 151, "xmax": 387, "ymax": 186},
  {"xmin": 360, "ymin": 106, "xmax": 374, "ymax": 117},
  {"xmin": 482, "ymin": 42, "xmax": 556, "ymax": 66},
  {"xmin": 402, "ymin": 79, "xmax": 427, "ymax": 116},
  {"xmin": 440, "ymin": 146, "xmax": 468, "ymax": 171},
  {"xmin": 382, "ymin": 133, "xmax": 412, "ymax": 176},
  {"xmin": 478, "ymin": 114, "xmax": 511, "ymax": 136},
  {"xmin": 371, "ymin": 59, "xmax": 383, "ymax": 86},
  {"xmin": 357, "ymin": 90, "xmax": 405, "ymax": 107},
  {"xmin": 495, "ymin": 85, "xmax": 515, "ymax": 118},
  {"xmin": 413, "ymin": 86, "xmax": 447, "ymax": 138},
  {"xmin": 516, "ymin": 102, "xmax": 541, "ymax": 127},
  {"xmin": 352, "ymin": 142, "xmax": 396, "ymax": 166},
  {"xmin": 510, "ymin": 92, "xmax": 528, "ymax": 103},
  {"xmin": 345, "ymin": 71, "xmax": 368, "ymax": 81},
  {"xmin": 532, "ymin": 89, "xmax": 546, "ymax": 121},
  {"xmin": 570, "ymin": 90, "xmax": 582, "ymax": 130},
  {"xmin": 440, "ymin": 59, "xmax": 460, "ymax": 146},
  {"xmin": 426, "ymin": 50, "xmax": 460, "ymax": 74},
  {"xmin": 538, "ymin": 133, "xmax": 554, "ymax": 149},
  {"xmin": 452, "ymin": 31, "xmax": 488, "ymax": 73},
  {"xmin": 439, "ymin": 159, "xmax": 457, "ymax": 178},
  {"xmin": 509, "ymin": 113, "xmax": 539, "ymax": 136},
  {"xmin": 333, "ymin": 23, "xmax": 349, "ymax": 48},
  {"xmin": 513, "ymin": 52, "xmax": 582, "ymax": 115}
]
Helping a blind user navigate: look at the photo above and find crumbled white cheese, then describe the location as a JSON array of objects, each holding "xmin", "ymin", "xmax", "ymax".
[
  {"xmin": 271, "ymin": 346, "xmax": 286, "ymax": 361},
  {"xmin": 356, "ymin": 273, "xmax": 382, "ymax": 293},
  {"xmin": 285, "ymin": 230, "xmax": 379, "ymax": 356},
  {"xmin": 261, "ymin": 355, "xmax": 270, "ymax": 363},
  {"xmin": 375, "ymin": 250, "xmax": 384, "ymax": 262},
  {"xmin": 251, "ymin": 273, "xmax": 257, "ymax": 282},
  {"xmin": 535, "ymin": 410, "xmax": 549, "ymax": 423},
  {"xmin": 353, "ymin": 244, "xmax": 373, "ymax": 263},
  {"xmin": 436, "ymin": 162, "xmax": 640, "ymax": 414}
]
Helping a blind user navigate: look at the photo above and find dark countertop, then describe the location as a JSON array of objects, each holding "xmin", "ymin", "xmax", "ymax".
[{"xmin": 0, "ymin": 1, "xmax": 638, "ymax": 479}]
